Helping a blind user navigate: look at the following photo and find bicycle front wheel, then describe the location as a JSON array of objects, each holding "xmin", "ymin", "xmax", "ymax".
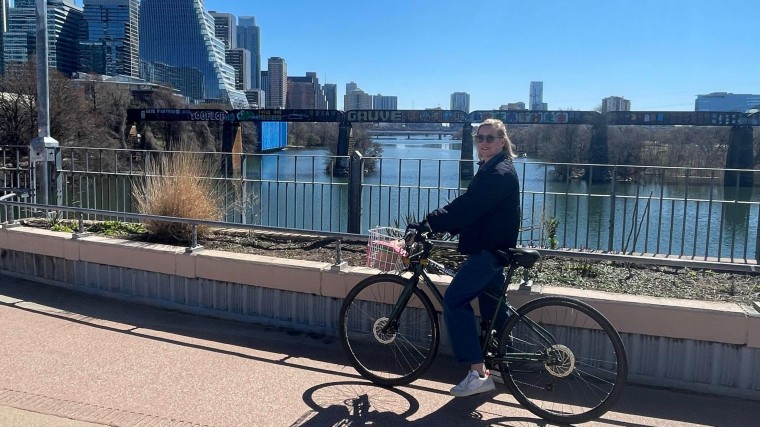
[
  {"xmin": 498, "ymin": 296, "xmax": 627, "ymax": 424},
  {"xmin": 339, "ymin": 274, "xmax": 439, "ymax": 386}
]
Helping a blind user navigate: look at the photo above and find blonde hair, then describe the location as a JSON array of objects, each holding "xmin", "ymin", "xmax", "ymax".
[{"xmin": 476, "ymin": 118, "xmax": 518, "ymax": 159}]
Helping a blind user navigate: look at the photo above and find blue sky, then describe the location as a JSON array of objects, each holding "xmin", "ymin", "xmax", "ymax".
[{"xmin": 77, "ymin": 0, "xmax": 758, "ymax": 111}]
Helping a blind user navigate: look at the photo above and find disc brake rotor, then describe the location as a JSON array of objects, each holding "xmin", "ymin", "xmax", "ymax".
[
  {"xmin": 545, "ymin": 344, "xmax": 576, "ymax": 377},
  {"xmin": 372, "ymin": 317, "xmax": 397, "ymax": 344}
]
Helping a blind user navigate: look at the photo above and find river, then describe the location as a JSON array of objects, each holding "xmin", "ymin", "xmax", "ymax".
[{"xmin": 244, "ymin": 136, "xmax": 758, "ymax": 261}]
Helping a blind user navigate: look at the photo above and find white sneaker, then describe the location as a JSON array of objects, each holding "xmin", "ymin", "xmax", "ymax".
[{"xmin": 449, "ymin": 370, "xmax": 495, "ymax": 397}]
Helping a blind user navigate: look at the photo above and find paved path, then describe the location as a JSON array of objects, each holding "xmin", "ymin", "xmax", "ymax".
[{"xmin": 0, "ymin": 274, "xmax": 759, "ymax": 427}]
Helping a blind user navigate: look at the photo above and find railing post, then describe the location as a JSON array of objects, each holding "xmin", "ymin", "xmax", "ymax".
[
  {"xmin": 756, "ymin": 205, "xmax": 760, "ymax": 264},
  {"xmin": 347, "ymin": 151, "xmax": 363, "ymax": 234},
  {"xmin": 607, "ymin": 165, "xmax": 617, "ymax": 252}
]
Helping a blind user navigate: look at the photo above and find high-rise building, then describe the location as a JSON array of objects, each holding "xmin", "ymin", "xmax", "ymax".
[
  {"xmin": 237, "ymin": 16, "xmax": 260, "ymax": 89},
  {"xmin": 266, "ymin": 57, "xmax": 287, "ymax": 108},
  {"xmin": 138, "ymin": 0, "xmax": 247, "ymax": 108},
  {"xmin": 225, "ymin": 48, "xmax": 250, "ymax": 91},
  {"xmin": 500, "ymin": 102, "xmax": 526, "ymax": 110},
  {"xmin": 0, "ymin": 0, "xmax": 9, "ymax": 74},
  {"xmin": 260, "ymin": 70, "xmax": 268, "ymax": 102},
  {"xmin": 80, "ymin": 0, "xmax": 139, "ymax": 78},
  {"xmin": 209, "ymin": 11, "xmax": 235, "ymax": 49},
  {"xmin": 373, "ymin": 94, "xmax": 397, "ymax": 110},
  {"xmin": 529, "ymin": 81, "xmax": 547, "ymax": 111},
  {"xmin": 322, "ymin": 83, "xmax": 337, "ymax": 110},
  {"xmin": 695, "ymin": 92, "xmax": 760, "ymax": 113},
  {"xmin": 450, "ymin": 92, "xmax": 470, "ymax": 113},
  {"xmin": 346, "ymin": 81, "xmax": 358, "ymax": 96},
  {"xmin": 344, "ymin": 87, "xmax": 372, "ymax": 111},
  {"xmin": 601, "ymin": 96, "xmax": 631, "ymax": 113},
  {"xmin": 4, "ymin": 0, "xmax": 83, "ymax": 75},
  {"xmin": 244, "ymin": 89, "xmax": 265, "ymax": 108},
  {"xmin": 287, "ymin": 72, "xmax": 320, "ymax": 109}
]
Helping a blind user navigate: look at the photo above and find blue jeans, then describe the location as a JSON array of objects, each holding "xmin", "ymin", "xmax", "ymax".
[{"xmin": 443, "ymin": 250, "xmax": 508, "ymax": 365}]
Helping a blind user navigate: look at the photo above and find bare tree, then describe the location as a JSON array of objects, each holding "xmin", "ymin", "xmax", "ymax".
[{"xmin": 0, "ymin": 62, "xmax": 37, "ymax": 148}]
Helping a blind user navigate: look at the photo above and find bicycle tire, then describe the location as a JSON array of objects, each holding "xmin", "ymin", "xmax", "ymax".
[
  {"xmin": 496, "ymin": 296, "xmax": 628, "ymax": 424},
  {"xmin": 339, "ymin": 274, "xmax": 440, "ymax": 386}
]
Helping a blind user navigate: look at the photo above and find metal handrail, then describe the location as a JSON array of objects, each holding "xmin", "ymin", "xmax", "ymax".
[{"xmin": 0, "ymin": 199, "xmax": 756, "ymax": 273}]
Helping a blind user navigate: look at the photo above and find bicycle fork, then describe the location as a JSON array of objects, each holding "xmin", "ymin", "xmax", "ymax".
[{"xmin": 379, "ymin": 274, "xmax": 421, "ymax": 336}]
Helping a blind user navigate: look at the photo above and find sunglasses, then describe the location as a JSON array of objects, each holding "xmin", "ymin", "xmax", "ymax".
[{"xmin": 474, "ymin": 134, "xmax": 499, "ymax": 143}]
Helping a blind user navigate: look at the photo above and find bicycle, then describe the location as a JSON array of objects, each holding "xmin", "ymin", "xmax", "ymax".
[{"xmin": 339, "ymin": 227, "xmax": 628, "ymax": 425}]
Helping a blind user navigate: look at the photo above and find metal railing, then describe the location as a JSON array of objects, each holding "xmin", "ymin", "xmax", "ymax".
[{"xmin": 2, "ymin": 146, "xmax": 758, "ymax": 265}]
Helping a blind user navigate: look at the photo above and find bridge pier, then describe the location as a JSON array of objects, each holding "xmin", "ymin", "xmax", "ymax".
[
  {"xmin": 724, "ymin": 125, "xmax": 754, "ymax": 187},
  {"xmin": 587, "ymin": 123, "xmax": 610, "ymax": 183},
  {"xmin": 334, "ymin": 122, "xmax": 352, "ymax": 176},
  {"xmin": 460, "ymin": 123, "xmax": 474, "ymax": 180}
]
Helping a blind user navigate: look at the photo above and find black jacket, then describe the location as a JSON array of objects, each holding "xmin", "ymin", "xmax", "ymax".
[{"xmin": 425, "ymin": 152, "xmax": 520, "ymax": 255}]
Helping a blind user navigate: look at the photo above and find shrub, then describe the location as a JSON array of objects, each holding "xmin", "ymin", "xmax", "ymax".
[{"xmin": 132, "ymin": 149, "xmax": 221, "ymax": 243}]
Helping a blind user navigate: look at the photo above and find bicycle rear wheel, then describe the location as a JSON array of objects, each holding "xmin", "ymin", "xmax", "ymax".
[
  {"xmin": 497, "ymin": 296, "xmax": 627, "ymax": 424},
  {"xmin": 339, "ymin": 274, "xmax": 439, "ymax": 386}
]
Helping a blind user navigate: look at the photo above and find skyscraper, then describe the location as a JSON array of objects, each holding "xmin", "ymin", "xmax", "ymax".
[
  {"xmin": 450, "ymin": 92, "xmax": 470, "ymax": 113},
  {"xmin": 138, "ymin": 0, "xmax": 247, "ymax": 108},
  {"xmin": 0, "ymin": 0, "xmax": 8, "ymax": 74},
  {"xmin": 260, "ymin": 70, "xmax": 268, "ymax": 104},
  {"xmin": 237, "ymin": 16, "xmax": 260, "ymax": 89},
  {"xmin": 287, "ymin": 73, "xmax": 319, "ymax": 109},
  {"xmin": 4, "ymin": 0, "xmax": 83, "ymax": 75},
  {"xmin": 209, "ymin": 11, "xmax": 236, "ymax": 49},
  {"xmin": 346, "ymin": 82, "xmax": 358, "ymax": 96},
  {"xmin": 225, "ymin": 48, "xmax": 250, "ymax": 90},
  {"xmin": 80, "ymin": 0, "xmax": 139, "ymax": 78},
  {"xmin": 344, "ymin": 87, "xmax": 372, "ymax": 111},
  {"xmin": 529, "ymin": 81, "xmax": 547, "ymax": 111},
  {"xmin": 322, "ymin": 83, "xmax": 337, "ymax": 110},
  {"xmin": 373, "ymin": 94, "xmax": 397, "ymax": 110},
  {"xmin": 266, "ymin": 57, "xmax": 287, "ymax": 109}
]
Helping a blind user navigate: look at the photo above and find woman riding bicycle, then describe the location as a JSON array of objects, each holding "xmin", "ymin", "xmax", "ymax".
[{"xmin": 409, "ymin": 118, "xmax": 521, "ymax": 397}]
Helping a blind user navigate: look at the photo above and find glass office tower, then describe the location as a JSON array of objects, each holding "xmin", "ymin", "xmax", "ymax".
[
  {"xmin": 4, "ymin": 0, "xmax": 82, "ymax": 75},
  {"xmin": 80, "ymin": 0, "xmax": 139, "ymax": 77},
  {"xmin": 139, "ymin": 0, "xmax": 248, "ymax": 108},
  {"xmin": 237, "ymin": 16, "xmax": 260, "ymax": 90},
  {"xmin": 0, "ymin": 0, "xmax": 8, "ymax": 74}
]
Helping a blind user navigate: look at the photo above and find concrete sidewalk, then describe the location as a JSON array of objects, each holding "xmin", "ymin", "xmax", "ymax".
[{"xmin": 0, "ymin": 274, "xmax": 759, "ymax": 426}]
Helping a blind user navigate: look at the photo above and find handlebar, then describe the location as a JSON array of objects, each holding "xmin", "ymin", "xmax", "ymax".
[{"xmin": 402, "ymin": 226, "xmax": 437, "ymax": 265}]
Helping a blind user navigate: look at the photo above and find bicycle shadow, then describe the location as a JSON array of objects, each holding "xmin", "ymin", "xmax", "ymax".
[{"xmin": 291, "ymin": 380, "xmax": 548, "ymax": 427}]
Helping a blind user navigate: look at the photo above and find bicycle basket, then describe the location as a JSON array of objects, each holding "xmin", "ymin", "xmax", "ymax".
[{"xmin": 366, "ymin": 227, "xmax": 407, "ymax": 272}]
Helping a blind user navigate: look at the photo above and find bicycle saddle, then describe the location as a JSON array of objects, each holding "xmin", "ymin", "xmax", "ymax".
[{"xmin": 495, "ymin": 248, "xmax": 541, "ymax": 268}]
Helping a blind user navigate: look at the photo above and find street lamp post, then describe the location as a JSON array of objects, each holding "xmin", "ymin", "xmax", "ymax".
[{"xmin": 29, "ymin": 0, "xmax": 62, "ymax": 206}]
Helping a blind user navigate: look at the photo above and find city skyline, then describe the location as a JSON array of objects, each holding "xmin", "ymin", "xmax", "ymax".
[{"xmin": 194, "ymin": 0, "xmax": 756, "ymax": 112}]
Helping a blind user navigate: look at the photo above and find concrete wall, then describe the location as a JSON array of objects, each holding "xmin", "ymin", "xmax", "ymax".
[{"xmin": 1, "ymin": 225, "xmax": 759, "ymax": 401}]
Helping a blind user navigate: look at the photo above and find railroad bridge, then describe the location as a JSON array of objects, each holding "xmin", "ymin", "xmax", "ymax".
[{"xmin": 127, "ymin": 108, "xmax": 759, "ymax": 185}]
